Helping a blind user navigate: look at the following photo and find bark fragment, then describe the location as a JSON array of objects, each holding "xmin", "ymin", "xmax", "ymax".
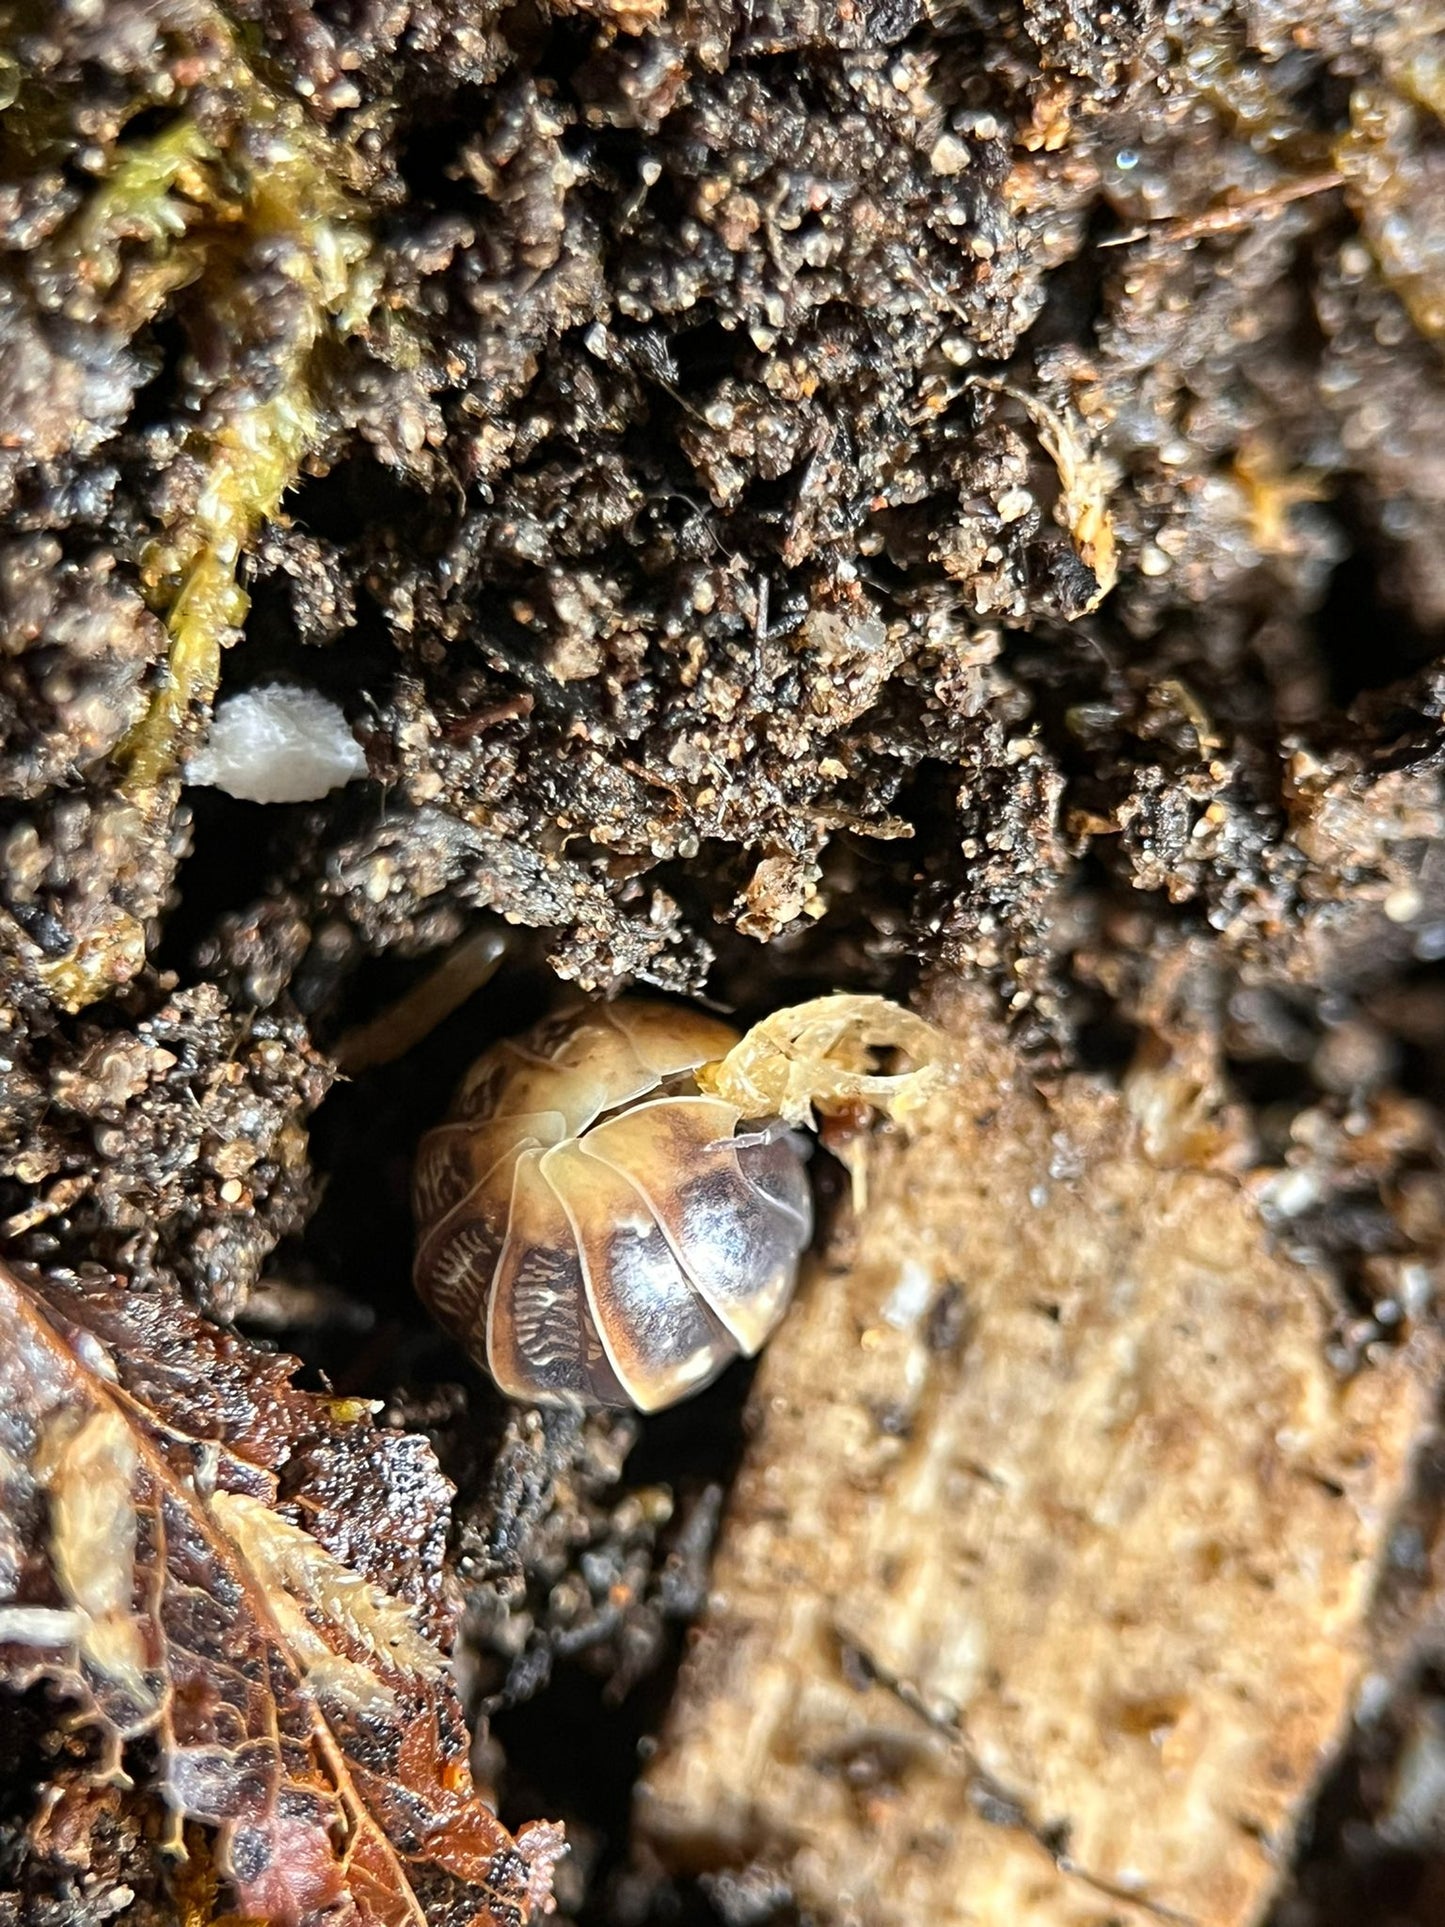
[{"xmin": 639, "ymin": 983, "xmax": 1434, "ymax": 1927}]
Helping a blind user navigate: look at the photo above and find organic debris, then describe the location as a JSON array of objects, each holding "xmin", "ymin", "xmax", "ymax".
[
  {"xmin": 0, "ymin": 1261, "xmax": 563, "ymax": 1927},
  {"xmin": 641, "ymin": 984, "xmax": 1437, "ymax": 1927}
]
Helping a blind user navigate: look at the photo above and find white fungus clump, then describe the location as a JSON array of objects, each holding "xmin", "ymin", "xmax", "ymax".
[{"xmin": 187, "ymin": 684, "xmax": 368, "ymax": 803}]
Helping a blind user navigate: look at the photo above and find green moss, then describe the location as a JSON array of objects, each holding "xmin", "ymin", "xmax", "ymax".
[
  {"xmin": 4, "ymin": 6, "xmax": 377, "ymax": 1006},
  {"xmin": 114, "ymin": 40, "xmax": 372, "ymax": 802},
  {"xmin": 8, "ymin": 8, "xmax": 374, "ymax": 801},
  {"xmin": 66, "ymin": 115, "xmax": 218, "ymax": 317},
  {"xmin": 118, "ymin": 72, "xmax": 371, "ymax": 798}
]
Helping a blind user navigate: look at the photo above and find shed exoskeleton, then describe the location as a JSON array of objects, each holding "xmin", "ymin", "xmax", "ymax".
[{"xmin": 412, "ymin": 999, "xmax": 814, "ymax": 1411}]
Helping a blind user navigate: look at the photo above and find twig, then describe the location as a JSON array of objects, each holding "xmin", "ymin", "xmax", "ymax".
[
  {"xmin": 1100, "ymin": 169, "xmax": 1344, "ymax": 249},
  {"xmin": 332, "ymin": 925, "xmax": 507, "ymax": 1073}
]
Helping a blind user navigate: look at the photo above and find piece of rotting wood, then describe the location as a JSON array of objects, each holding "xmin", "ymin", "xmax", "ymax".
[{"xmin": 638, "ymin": 981, "xmax": 1436, "ymax": 1927}]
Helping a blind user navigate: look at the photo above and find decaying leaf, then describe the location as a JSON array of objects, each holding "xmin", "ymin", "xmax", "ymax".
[
  {"xmin": 0, "ymin": 1260, "xmax": 564, "ymax": 1927},
  {"xmin": 695, "ymin": 993, "xmax": 942, "ymax": 1128},
  {"xmin": 641, "ymin": 982, "xmax": 1435, "ymax": 1927}
]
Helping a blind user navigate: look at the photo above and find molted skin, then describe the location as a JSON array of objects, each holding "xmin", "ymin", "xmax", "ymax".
[{"xmin": 413, "ymin": 1000, "xmax": 814, "ymax": 1411}]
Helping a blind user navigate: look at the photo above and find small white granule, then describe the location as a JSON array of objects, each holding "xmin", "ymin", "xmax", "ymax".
[
  {"xmin": 187, "ymin": 683, "xmax": 368, "ymax": 803},
  {"xmin": 880, "ymin": 1259, "xmax": 936, "ymax": 1333}
]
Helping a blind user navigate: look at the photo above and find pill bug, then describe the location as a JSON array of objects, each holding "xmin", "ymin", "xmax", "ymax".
[{"xmin": 412, "ymin": 999, "xmax": 814, "ymax": 1411}]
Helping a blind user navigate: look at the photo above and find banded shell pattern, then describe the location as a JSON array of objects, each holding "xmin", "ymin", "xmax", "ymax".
[{"xmin": 413, "ymin": 1000, "xmax": 814, "ymax": 1410}]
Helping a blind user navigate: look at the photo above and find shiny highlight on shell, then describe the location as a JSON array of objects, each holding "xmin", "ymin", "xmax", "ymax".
[{"xmin": 412, "ymin": 1000, "xmax": 814, "ymax": 1411}]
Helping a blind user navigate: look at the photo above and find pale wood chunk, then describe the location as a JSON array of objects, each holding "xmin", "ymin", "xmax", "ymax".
[{"xmin": 638, "ymin": 986, "xmax": 1435, "ymax": 1927}]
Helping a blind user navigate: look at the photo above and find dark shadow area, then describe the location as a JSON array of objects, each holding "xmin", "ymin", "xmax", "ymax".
[{"xmin": 1319, "ymin": 493, "xmax": 1441, "ymax": 708}]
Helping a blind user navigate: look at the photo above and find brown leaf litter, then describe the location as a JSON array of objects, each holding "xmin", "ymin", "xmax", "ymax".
[{"xmin": 0, "ymin": 1262, "xmax": 563, "ymax": 1927}]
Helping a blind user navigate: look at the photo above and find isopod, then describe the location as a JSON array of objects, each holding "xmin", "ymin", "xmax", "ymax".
[{"xmin": 412, "ymin": 999, "xmax": 814, "ymax": 1411}]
